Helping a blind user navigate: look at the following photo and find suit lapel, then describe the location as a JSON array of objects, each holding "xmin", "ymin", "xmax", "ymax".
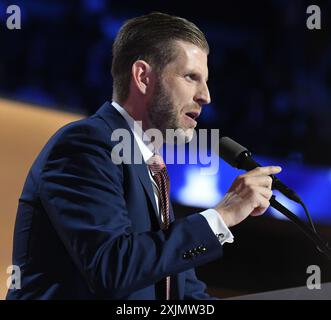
[
  {"xmin": 95, "ymin": 102, "xmax": 161, "ymax": 225},
  {"xmin": 169, "ymin": 202, "xmax": 175, "ymax": 223},
  {"xmin": 134, "ymin": 163, "xmax": 161, "ymax": 225}
]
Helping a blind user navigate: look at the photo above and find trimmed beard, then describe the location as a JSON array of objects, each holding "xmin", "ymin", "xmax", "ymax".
[{"xmin": 147, "ymin": 78, "xmax": 194, "ymax": 144}]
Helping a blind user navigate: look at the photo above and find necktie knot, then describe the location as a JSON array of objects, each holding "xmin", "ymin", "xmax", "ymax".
[
  {"xmin": 147, "ymin": 154, "xmax": 166, "ymax": 175},
  {"xmin": 147, "ymin": 153, "xmax": 170, "ymax": 228}
]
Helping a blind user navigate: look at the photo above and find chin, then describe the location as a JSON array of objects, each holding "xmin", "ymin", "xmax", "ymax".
[{"xmin": 183, "ymin": 128, "xmax": 195, "ymax": 143}]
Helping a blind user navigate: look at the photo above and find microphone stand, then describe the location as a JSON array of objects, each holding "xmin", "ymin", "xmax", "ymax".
[{"xmin": 270, "ymin": 195, "xmax": 331, "ymax": 262}]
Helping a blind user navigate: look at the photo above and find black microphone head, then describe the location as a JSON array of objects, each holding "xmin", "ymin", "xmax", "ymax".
[
  {"xmin": 218, "ymin": 137, "xmax": 301, "ymax": 203},
  {"xmin": 218, "ymin": 137, "xmax": 249, "ymax": 168}
]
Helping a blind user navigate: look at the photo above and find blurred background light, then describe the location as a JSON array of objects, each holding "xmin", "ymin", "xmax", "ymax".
[{"xmin": 167, "ymin": 154, "xmax": 331, "ymax": 225}]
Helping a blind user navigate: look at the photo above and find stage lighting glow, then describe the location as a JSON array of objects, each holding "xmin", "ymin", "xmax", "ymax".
[
  {"xmin": 177, "ymin": 167, "xmax": 222, "ymax": 207},
  {"xmin": 268, "ymin": 191, "xmax": 301, "ymax": 221},
  {"xmin": 168, "ymin": 153, "xmax": 331, "ymax": 225}
]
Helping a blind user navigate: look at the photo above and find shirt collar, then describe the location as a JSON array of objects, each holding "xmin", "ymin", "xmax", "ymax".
[{"xmin": 111, "ymin": 101, "xmax": 155, "ymax": 162}]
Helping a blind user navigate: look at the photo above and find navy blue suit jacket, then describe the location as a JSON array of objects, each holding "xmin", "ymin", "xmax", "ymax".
[{"xmin": 6, "ymin": 102, "xmax": 223, "ymax": 300}]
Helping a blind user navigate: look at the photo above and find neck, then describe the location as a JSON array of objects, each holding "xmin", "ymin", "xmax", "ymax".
[
  {"xmin": 117, "ymin": 98, "xmax": 165, "ymax": 150},
  {"xmin": 119, "ymin": 95, "xmax": 153, "ymax": 133}
]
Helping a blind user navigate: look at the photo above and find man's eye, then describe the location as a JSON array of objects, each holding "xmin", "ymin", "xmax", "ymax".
[{"xmin": 185, "ymin": 74, "xmax": 196, "ymax": 81}]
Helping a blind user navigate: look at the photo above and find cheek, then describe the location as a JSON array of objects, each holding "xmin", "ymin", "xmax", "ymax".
[
  {"xmin": 162, "ymin": 80, "xmax": 192, "ymax": 117},
  {"xmin": 167, "ymin": 78, "xmax": 190, "ymax": 98},
  {"xmin": 171, "ymin": 93, "xmax": 191, "ymax": 115}
]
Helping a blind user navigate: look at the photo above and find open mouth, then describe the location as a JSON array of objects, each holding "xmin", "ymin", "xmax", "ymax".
[{"xmin": 185, "ymin": 111, "xmax": 200, "ymax": 120}]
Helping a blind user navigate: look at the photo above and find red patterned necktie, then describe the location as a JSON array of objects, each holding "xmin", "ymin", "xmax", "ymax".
[{"xmin": 147, "ymin": 154, "xmax": 171, "ymax": 300}]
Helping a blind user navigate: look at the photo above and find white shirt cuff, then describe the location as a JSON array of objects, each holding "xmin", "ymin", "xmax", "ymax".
[{"xmin": 199, "ymin": 209, "xmax": 234, "ymax": 245}]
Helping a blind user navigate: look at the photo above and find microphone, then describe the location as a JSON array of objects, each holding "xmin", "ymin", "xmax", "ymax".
[
  {"xmin": 218, "ymin": 136, "xmax": 302, "ymax": 204},
  {"xmin": 218, "ymin": 137, "xmax": 331, "ymax": 261}
]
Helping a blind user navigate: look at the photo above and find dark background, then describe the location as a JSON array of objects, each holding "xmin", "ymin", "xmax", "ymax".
[{"xmin": 1, "ymin": 0, "xmax": 330, "ymax": 297}]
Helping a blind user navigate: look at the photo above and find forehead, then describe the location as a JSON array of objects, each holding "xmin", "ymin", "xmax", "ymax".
[{"xmin": 164, "ymin": 40, "xmax": 209, "ymax": 77}]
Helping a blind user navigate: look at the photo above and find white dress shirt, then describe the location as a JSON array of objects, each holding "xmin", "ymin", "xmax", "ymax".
[{"xmin": 111, "ymin": 101, "xmax": 234, "ymax": 245}]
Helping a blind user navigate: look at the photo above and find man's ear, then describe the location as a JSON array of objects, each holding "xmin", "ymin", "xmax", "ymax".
[{"xmin": 131, "ymin": 60, "xmax": 153, "ymax": 95}]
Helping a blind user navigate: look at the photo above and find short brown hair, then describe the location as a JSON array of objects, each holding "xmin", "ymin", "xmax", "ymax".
[{"xmin": 111, "ymin": 12, "xmax": 209, "ymax": 103}]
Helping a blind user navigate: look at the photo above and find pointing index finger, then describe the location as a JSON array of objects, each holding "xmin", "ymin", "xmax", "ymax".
[{"xmin": 245, "ymin": 166, "xmax": 282, "ymax": 176}]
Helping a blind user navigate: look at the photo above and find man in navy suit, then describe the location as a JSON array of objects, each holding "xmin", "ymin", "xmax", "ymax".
[{"xmin": 7, "ymin": 12, "xmax": 281, "ymax": 299}]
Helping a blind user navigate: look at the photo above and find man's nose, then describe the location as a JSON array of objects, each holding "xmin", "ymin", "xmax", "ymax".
[{"xmin": 194, "ymin": 82, "xmax": 211, "ymax": 106}]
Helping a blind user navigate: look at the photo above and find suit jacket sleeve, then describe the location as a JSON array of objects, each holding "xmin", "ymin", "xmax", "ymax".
[{"xmin": 38, "ymin": 122, "xmax": 223, "ymax": 298}]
